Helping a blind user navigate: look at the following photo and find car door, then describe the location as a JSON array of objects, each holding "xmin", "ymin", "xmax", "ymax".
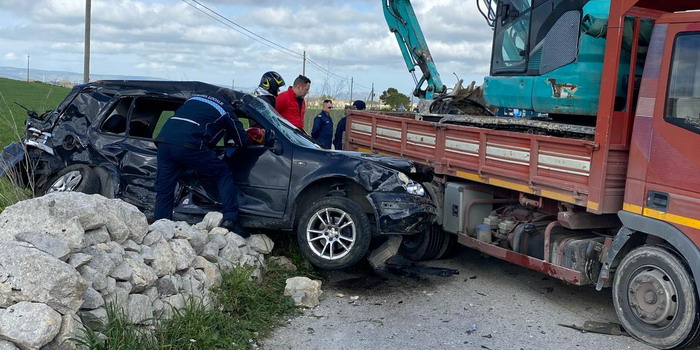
[
  {"xmin": 226, "ymin": 110, "xmax": 292, "ymax": 219},
  {"xmin": 101, "ymin": 96, "xmax": 181, "ymax": 210}
]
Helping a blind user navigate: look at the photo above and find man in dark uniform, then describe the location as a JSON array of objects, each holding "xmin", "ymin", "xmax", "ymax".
[
  {"xmin": 311, "ymin": 99, "xmax": 334, "ymax": 149},
  {"xmin": 334, "ymin": 100, "xmax": 365, "ymax": 150},
  {"xmin": 154, "ymin": 88, "xmax": 255, "ymax": 237}
]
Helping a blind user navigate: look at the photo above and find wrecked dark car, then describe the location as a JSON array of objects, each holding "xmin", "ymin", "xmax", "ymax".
[{"xmin": 1, "ymin": 80, "xmax": 436, "ymax": 270}]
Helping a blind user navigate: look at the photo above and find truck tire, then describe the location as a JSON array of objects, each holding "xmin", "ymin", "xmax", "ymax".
[
  {"xmin": 612, "ymin": 245, "xmax": 700, "ymax": 349},
  {"xmin": 399, "ymin": 223, "xmax": 449, "ymax": 261},
  {"xmin": 43, "ymin": 164, "xmax": 100, "ymax": 195},
  {"xmin": 296, "ymin": 196, "xmax": 371, "ymax": 270}
]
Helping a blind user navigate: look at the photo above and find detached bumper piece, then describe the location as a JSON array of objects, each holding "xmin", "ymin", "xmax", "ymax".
[
  {"xmin": 0, "ymin": 142, "xmax": 25, "ymax": 178},
  {"xmin": 368, "ymin": 192, "xmax": 436, "ymax": 235}
]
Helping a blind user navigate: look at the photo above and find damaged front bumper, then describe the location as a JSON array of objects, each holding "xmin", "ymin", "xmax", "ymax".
[{"xmin": 368, "ymin": 192, "xmax": 437, "ymax": 235}]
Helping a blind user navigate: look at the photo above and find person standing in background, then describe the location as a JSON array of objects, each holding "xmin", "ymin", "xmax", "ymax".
[
  {"xmin": 334, "ymin": 100, "xmax": 365, "ymax": 150},
  {"xmin": 311, "ymin": 99, "xmax": 334, "ymax": 149},
  {"xmin": 253, "ymin": 71, "xmax": 285, "ymax": 107},
  {"xmin": 276, "ymin": 75, "xmax": 311, "ymax": 129}
]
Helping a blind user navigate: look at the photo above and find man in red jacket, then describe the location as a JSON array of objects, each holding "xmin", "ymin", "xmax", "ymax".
[{"xmin": 276, "ymin": 75, "xmax": 311, "ymax": 129}]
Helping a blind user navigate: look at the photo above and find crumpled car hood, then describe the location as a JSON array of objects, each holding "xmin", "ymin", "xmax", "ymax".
[{"xmin": 342, "ymin": 151, "xmax": 434, "ymax": 183}]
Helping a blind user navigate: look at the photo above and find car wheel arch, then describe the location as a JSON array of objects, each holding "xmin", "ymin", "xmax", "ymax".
[
  {"xmin": 292, "ymin": 177, "xmax": 373, "ymax": 226},
  {"xmin": 92, "ymin": 165, "xmax": 120, "ymax": 198}
]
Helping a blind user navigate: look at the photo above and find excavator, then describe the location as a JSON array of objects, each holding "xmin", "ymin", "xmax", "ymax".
[{"xmin": 382, "ymin": 0, "xmax": 651, "ymax": 122}]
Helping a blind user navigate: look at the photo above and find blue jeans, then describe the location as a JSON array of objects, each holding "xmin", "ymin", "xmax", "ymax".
[{"xmin": 154, "ymin": 143, "xmax": 239, "ymax": 222}]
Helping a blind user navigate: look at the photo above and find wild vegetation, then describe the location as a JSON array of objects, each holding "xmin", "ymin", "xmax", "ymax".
[
  {"xmin": 74, "ymin": 262, "xmax": 307, "ymax": 350},
  {"xmin": 0, "ymin": 78, "xmax": 70, "ymax": 210}
]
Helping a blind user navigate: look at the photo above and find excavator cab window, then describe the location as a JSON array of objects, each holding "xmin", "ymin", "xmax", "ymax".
[{"xmin": 492, "ymin": 0, "xmax": 532, "ymax": 74}]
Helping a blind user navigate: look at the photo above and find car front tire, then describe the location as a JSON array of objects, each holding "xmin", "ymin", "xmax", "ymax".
[
  {"xmin": 43, "ymin": 164, "xmax": 100, "ymax": 195},
  {"xmin": 296, "ymin": 196, "xmax": 371, "ymax": 270}
]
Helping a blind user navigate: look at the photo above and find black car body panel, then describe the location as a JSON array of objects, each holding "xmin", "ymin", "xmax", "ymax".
[{"xmin": 3, "ymin": 80, "xmax": 437, "ymax": 238}]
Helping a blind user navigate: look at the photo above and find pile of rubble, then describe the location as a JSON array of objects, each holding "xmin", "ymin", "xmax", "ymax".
[{"xmin": 0, "ymin": 192, "xmax": 277, "ymax": 350}]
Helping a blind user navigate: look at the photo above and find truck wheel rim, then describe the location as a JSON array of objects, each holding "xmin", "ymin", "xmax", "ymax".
[
  {"xmin": 306, "ymin": 207, "xmax": 356, "ymax": 260},
  {"xmin": 47, "ymin": 171, "xmax": 82, "ymax": 193},
  {"xmin": 627, "ymin": 265, "xmax": 679, "ymax": 328}
]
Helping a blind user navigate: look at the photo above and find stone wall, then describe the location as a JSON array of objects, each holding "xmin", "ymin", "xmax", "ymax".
[{"xmin": 0, "ymin": 193, "xmax": 274, "ymax": 350}]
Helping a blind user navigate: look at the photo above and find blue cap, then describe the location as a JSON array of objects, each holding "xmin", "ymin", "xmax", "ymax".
[{"xmin": 352, "ymin": 100, "xmax": 366, "ymax": 110}]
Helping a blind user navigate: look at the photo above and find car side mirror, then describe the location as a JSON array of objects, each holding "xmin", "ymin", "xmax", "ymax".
[{"xmin": 270, "ymin": 139, "xmax": 283, "ymax": 155}]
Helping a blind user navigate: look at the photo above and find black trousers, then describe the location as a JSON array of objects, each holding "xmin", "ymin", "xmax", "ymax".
[{"xmin": 154, "ymin": 143, "xmax": 239, "ymax": 222}]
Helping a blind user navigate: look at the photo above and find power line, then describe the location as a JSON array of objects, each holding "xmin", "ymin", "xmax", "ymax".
[
  {"xmin": 188, "ymin": 0, "xmax": 303, "ymax": 59},
  {"xmin": 181, "ymin": 0, "xmax": 375, "ymax": 97},
  {"xmin": 306, "ymin": 57, "xmax": 347, "ymax": 81},
  {"xmin": 180, "ymin": 0, "xmax": 302, "ymax": 60}
]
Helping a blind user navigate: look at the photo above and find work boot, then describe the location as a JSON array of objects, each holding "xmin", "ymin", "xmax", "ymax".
[{"xmin": 220, "ymin": 220, "xmax": 251, "ymax": 238}]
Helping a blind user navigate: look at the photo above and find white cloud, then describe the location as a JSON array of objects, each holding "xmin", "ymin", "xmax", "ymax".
[
  {"xmin": 3, "ymin": 53, "xmax": 20, "ymax": 61},
  {"xmin": 0, "ymin": 0, "xmax": 494, "ymax": 96}
]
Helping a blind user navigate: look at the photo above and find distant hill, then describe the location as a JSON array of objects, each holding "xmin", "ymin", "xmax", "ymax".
[
  {"xmin": 0, "ymin": 66, "xmax": 164, "ymax": 85},
  {"xmin": 0, "ymin": 66, "xmax": 370, "ymax": 100}
]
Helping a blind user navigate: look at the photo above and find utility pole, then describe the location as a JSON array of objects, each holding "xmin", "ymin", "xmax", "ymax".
[
  {"xmin": 350, "ymin": 77, "xmax": 353, "ymax": 102},
  {"xmin": 26, "ymin": 55, "xmax": 30, "ymax": 82},
  {"xmin": 83, "ymin": 0, "xmax": 91, "ymax": 83},
  {"xmin": 370, "ymin": 83, "xmax": 375, "ymax": 109},
  {"xmin": 231, "ymin": 78, "xmax": 234, "ymax": 90},
  {"xmin": 302, "ymin": 51, "xmax": 306, "ymax": 76}
]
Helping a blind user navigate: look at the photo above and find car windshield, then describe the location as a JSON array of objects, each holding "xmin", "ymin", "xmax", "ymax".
[{"xmin": 242, "ymin": 95, "xmax": 320, "ymax": 148}]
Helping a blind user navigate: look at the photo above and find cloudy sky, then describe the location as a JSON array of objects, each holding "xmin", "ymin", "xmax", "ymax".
[{"xmin": 0, "ymin": 0, "xmax": 493, "ymax": 99}]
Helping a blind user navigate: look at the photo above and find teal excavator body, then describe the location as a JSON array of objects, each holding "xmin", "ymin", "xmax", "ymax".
[
  {"xmin": 485, "ymin": 0, "xmax": 609, "ymax": 116},
  {"xmin": 384, "ymin": 0, "xmax": 651, "ymax": 118}
]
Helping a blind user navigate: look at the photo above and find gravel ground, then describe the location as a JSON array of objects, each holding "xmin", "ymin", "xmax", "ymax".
[{"xmin": 262, "ymin": 247, "xmax": 664, "ymax": 350}]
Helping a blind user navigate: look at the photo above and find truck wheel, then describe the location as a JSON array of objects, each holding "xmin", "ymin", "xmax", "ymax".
[
  {"xmin": 297, "ymin": 196, "xmax": 371, "ymax": 270},
  {"xmin": 613, "ymin": 245, "xmax": 700, "ymax": 349},
  {"xmin": 43, "ymin": 164, "xmax": 100, "ymax": 195},
  {"xmin": 399, "ymin": 223, "xmax": 449, "ymax": 261}
]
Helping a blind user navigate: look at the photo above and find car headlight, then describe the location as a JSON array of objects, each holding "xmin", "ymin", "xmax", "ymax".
[{"xmin": 397, "ymin": 172, "xmax": 425, "ymax": 196}]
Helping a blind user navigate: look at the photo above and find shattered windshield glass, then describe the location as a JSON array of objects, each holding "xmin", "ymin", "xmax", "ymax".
[{"xmin": 242, "ymin": 95, "xmax": 320, "ymax": 149}]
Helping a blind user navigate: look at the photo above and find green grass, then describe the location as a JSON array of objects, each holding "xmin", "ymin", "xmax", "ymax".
[
  {"xmin": 0, "ymin": 78, "xmax": 71, "ymax": 147},
  {"xmin": 303, "ymin": 107, "xmax": 346, "ymax": 134},
  {"xmin": 0, "ymin": 78, "xmax": 70, "ymax": 211},
  {"xmin": 0, "ymin": 78, "xmax": 71, "ymax": 211},
  {"xmin": 74, "ymin": 263, "xmax": 305, "ymax": 350}
]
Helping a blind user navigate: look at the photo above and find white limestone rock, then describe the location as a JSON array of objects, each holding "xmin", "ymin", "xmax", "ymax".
[
  {"xmin": 0, "ymin": 242, "xmax": 87, "ymax": 314},
  {"xmin": 14, "ymin": 232, "xmax": 71, "ymax": 261},
  {"xmin": 247, "ymin": 234, "xmax": 274, "ymax": 254},
  {"xmin": 0, "ymin": 301, "xmax": 62, "ymax": 350},
  {"xmin": 284, "ymin": 277, "xmax": 323, "ymax": 308},
  {"xmin": 169, "ymin": 239, "xmax": 196, "ymax": 271}
]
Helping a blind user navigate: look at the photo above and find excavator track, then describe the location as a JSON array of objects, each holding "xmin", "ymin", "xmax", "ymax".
[{"xmin": 425, "ymin": 114, "xmax": 596, "ymax": 139}]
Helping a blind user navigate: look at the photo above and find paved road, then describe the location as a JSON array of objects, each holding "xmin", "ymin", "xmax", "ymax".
[{"xmin": 262, "ymin": 247, "xmax": 660, "ymax": 350}]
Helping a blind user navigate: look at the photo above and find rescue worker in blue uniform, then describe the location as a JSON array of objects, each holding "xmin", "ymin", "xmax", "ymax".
[
  {"xmin": 154, "ymin": 88, "xmax": 253, "ymax": 237},
  {"xmin": 311, "ymin": 99, "xmax": 334, "ymax": 149},
  {"xmin": 334, "ymin": 100, "xmax": 365, "ymax": 150}
]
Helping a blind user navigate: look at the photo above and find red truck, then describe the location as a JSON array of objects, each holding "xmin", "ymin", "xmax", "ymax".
[{"xmin": 349, "ymin": 1, "xmax": 700, "ymax": 348}]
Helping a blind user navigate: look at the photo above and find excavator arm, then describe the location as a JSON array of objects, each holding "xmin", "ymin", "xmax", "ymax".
[
  {"xmin": 383, "ymin": 0, "xmax": 446, "ymax": 99},
  {"xmin": 383, "ymin": 0, "xmax": 496, "ymax": 115}
]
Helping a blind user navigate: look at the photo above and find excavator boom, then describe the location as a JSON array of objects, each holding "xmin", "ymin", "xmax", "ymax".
[{"xmin": 383, "ymin": 0, "xmax": 446, "ymax": 99}]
